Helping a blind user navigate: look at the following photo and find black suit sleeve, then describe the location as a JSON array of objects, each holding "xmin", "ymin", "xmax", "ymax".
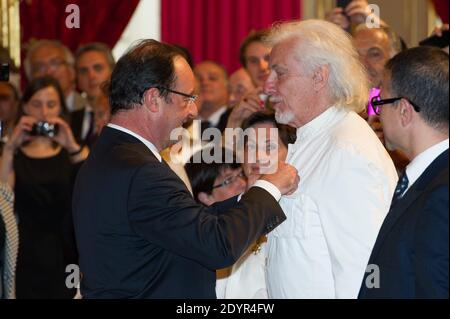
[
  {"xmin": 126, "ymin": 161, "xmax": 285, "ymax": 270},
  {"xmin": 415, "ymin": 185, "xmax": 449, "ymax": 298}
]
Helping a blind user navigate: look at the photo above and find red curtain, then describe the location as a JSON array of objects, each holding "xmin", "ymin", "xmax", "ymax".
[
  {"xmin": 161, "ymin": 0, "xmax": 301, "ymax": 73},
  {"xmin": 432, "ymin": 0, "xmax": 449, "ymax": 24},
  {"xmin": 20, "ymin": 0, "xmax": 140, "ymax": 53}
]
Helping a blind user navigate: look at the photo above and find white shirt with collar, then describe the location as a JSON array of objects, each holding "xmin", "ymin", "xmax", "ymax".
[
  {"xmin": 204, "ymin": 106, "xmax": 227, "ymax": 127},
  {"xmin": 266, "ymin": 106, "xmax": 398, "ymax": 299},
  {"xmin": 106, "ymin": 124, "xmax": 280, "ymax": 201},
  {"xmin": 66, "ymin": 90, "xmax": 86, "ymax": 113},
  {"xmin": 403, "ymin": 139, "xmax": 449, "ymax": 194},
  {"xmin": 81, "ymin": 104, "xmax": 94, "ymax": 140},
  {"xmin": 107, "ymin": 123, "xmax": 162, "ymax": 162}
]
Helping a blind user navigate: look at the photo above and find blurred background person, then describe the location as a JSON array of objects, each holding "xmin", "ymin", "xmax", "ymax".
[
  {"xmin": 0, "ymin": 82, "xmax": 20, "ymax": 144},
  {"xmin": 25, "ymin": 40, "xmax": 86, "ymax": 114},
  {"xmin": 0, "ymin": 76, "xmax": 88, "ymax": 298},
  {"xmin": 227, "ymin": 29, "xmax": 272, "ymax": 129},
  {"xmin": 194, "ymin": 60, "xmax": 230, "ymax": 132},
  {"xmin": 228, "ymin": 68, "xmax": 255, "ymax": 109},
  {"xmin": 73, "ymin": 43, "xmax": 115, "ymax": 148}
]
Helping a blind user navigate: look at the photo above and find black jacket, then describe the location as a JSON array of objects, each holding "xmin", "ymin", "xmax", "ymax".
[
  {"xmin": 359, "ymin": 150, "xmax": 449, "ymax": 299},
  {"xmin": 73, "ymin": 126, "xmax": 285, "ymax": 299}
]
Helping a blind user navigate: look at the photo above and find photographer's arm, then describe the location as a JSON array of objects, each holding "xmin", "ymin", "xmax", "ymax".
[
  {"xmin": 0, "ymin": 117, "xmax": 34, "ymax": 188},
  {"xmin": 51, "ymin": 117, "xmax": 89, "ymax": 163}
]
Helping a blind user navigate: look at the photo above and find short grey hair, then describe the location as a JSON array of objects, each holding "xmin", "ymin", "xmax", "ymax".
[
  {"xmin": 24, "ymin": 40, "xmax": 75, "ymax": 80},
  {"xmin": 75, "ymin": 42, "xmax": 115, "ymax": 70},
  {"xmin": 265, "ymin": 19, "xmax": 369, "ymax": 113},
  {"xmin": 353, "ymin": 24, "xmax": 404, "ymax": 57}
]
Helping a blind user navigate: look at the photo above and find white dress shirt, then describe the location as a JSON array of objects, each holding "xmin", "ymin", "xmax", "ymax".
[
  {"xmin": 81, "ymin": 104, "xmax": 94, "ymax": 140},
  {"xmin": 266, "ymin": 106, "xmax": 398, "ymax": 299},
  {"xmin": 205, "ymin": 106, "xmax": 227, "ymax": 127},
  {"xmin": 404, "ymin": 139, "xmax": 449, "ymax": 195},
  {"xmin": 216, "ymin": 241, "xmax": 268, "ymax": 299}
]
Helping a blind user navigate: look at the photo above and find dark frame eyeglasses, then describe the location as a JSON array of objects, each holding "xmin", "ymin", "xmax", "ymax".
[
  {"xmin": 371, "ymin": 95, "xmax": 421, "ymax": 115},
  {"xmin": 157, "ymin": 86, "xmax": 198, "ymax": 104},
  {"xmin": 212, "ymin": 171, "xmax": 246, "ymax": 189}
]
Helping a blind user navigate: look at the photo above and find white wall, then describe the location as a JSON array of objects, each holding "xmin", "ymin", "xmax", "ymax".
[{"xmin": 112, "ymin": 0, "xmax": 161, "ymax": 61}]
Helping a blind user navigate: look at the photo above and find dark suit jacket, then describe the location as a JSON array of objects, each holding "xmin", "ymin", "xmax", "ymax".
[
  {"xmin": 69, "ymin": 108, "xmax": 85, "ymax": 146},
  {"xmin": 359, "ymin": 149, "xmax": 449, "ymax": 299},
  {"xmin": 73, "ymin": 127, "xmax": 285, "ymax": 299},
  {"xmin": 70, "ymin": 108, "xmax": 97, "ymax": 148}
]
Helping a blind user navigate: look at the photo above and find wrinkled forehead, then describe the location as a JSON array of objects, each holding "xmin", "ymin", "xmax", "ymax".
[
  {"xmin": 32, "ymin": 45, "xmax": 66, "ymax": 61},
  {"xmin": 270, "ymin": 37, "xmax": 303, "ymax": 64}
]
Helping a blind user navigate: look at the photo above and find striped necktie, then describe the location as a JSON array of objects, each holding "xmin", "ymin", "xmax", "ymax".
[{"xmin": 0, "ymin": 183, "xmax": 19, "ymax": 299}]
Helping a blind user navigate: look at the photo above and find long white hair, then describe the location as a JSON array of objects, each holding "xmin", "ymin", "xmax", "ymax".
[{"xmin": 265, "ymin": 19, "xmax": 369, "ymax": 113}]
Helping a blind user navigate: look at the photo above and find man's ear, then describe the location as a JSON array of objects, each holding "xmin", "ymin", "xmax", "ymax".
[
  {"xmin": 198, "ymin": 192, "xmax": 215, "ymax": 206},
  {"xmin": 142, "ymin": 88, "xmax": 160, "ymax": 112},
  {"xmin": 313, "ymin": 65, "xmax": 329, "ymax": 92},
  {"xmin": 399, "ymin": 99, "xmax": 414, "ymax": 128}
]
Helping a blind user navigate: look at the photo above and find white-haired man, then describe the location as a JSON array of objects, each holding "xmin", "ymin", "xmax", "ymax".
[{"xmin": 264, "ymin": 20, "xmax": 398, "ymax": 298}]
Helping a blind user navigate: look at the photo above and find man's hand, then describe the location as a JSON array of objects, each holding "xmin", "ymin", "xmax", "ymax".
[
  {"xmin": 226, "ymin": 87, "xmax": 265, "ymax": 129},
  {"xmin": 326, "ymin": 7, "xmax": 350, "ymax": 30},
  {"xmin": 261, "ymin": 162, "xmax": 299, "ymax": 196}
]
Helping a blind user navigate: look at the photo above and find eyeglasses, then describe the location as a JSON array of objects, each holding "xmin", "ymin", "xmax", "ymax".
[
  {"xmin": 212, "ymin": 171, "xmax": 246, "ymax": 189},
  {"xmin": 157, "ymin": 86, "xmax": 198, "ymax": 104},
  {"xmin": 32, "ymin": 58, "xmax": 68, "ymax": 75},
  {"xmin": 371, "ymin": 95, "xmax": 421, "ymax": 115}
]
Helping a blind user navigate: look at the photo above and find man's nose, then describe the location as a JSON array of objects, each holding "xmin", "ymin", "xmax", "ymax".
[
  {"xmin": 264, "ymin": 72, "xmax": 276, "ymax": 95},
  {"xmin": 259, "ymin": 58, "xmax": 269, "ymax": 71},
  {"xmin": 189, "ymin": 101, "xmax": 198, "ymax": 118}
]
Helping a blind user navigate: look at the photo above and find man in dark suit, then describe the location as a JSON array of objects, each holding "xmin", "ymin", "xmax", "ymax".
[
  {"xmin": 359, "ymin": 46, "xmax": 449, "ymax": 299},
  {"xmin": 72, "ymin": 39, "xmax": 299, "ymax": 299},
  {"xmin": 72, "ymin": 43, "xmax": 115, "ymax": 148}
]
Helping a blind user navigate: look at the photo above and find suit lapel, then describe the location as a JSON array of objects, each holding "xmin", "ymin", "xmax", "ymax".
[{"xmin": 369, "ymin": 149, "xmax": 449, "ymax": 261}]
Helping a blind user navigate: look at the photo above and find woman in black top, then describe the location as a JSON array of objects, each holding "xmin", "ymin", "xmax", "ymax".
[{"xmin": 0, "ymin": 77, "xmax": 88, "ymax": 298}]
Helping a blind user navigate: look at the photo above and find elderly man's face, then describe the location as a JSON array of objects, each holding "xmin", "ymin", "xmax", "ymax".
[
  {"xmin": 228, "ymin": 68, "xmax": 255, "ymax": 107},
  {"xmin": 29, "ymin": 45, "xmax": 75, "ymax": 96},
  {"xmin": 194, "ymin": 61, "xmax": 229, "ymax": 108},
  {"xmin": 264, "ymin": 38, "xmax": 316, "ymax": 128},
  {"xmin": 353, "ymin": 28, "xmax": 393, "ymax": 88}
]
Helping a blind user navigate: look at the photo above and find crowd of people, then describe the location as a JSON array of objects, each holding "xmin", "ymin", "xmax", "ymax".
[{"xmin": 0, "ymin": 0, "xmax": 448, "ymax": 299}]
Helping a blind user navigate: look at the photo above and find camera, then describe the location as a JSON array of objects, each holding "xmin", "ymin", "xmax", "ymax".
[
  {"xmin": 0, "ymin": 63, "xmax": 9, "ymax": 82},
  {"xmin": 419, "ymin": 30, "xmax": 449, "ymax": 49},
  {"xmin": 30, "ymin": 121, "xmax": 59, "ymax": 138}
]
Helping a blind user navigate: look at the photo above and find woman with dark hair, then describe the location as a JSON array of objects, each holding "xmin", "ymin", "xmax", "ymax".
[
  {"xmin": 0, "ymin": 76, "xmax": 88, "ymax": 298},
  {"xmin": 241, "ymin": 111, "xmax": 296, "ymax": 185}
]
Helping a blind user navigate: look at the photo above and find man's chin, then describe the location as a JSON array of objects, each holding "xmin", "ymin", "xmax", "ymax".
[{"xmin": 275, "ymin": 111, "xmax": 294, "ymax": 125}]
